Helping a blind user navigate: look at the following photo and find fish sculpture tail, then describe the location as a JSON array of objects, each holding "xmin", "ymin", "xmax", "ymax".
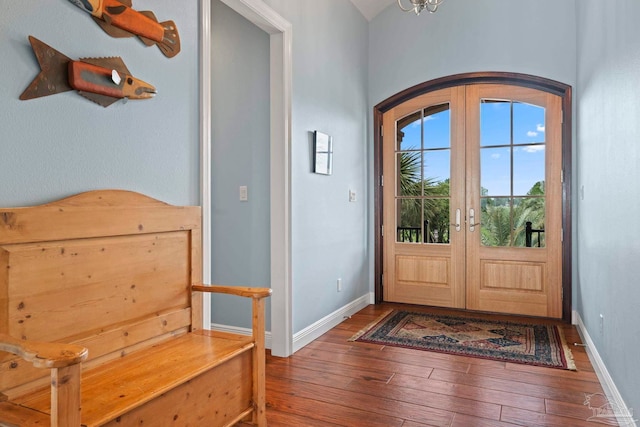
[
  {"xmin": 138, "ymin": 18, "xmax": 180, "ymax": 59},
  {"xmin": 20, "ymin": 36, "xmax": 74, "ymax": 100}
]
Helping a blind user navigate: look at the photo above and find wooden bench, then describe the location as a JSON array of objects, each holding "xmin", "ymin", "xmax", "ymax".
[{"xmin": 0, "ymin": 190, "xmax": 271, "ymax": 427}]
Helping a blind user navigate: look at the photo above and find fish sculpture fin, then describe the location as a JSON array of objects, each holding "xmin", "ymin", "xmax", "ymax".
[
  {"xmin": 139, "ymin": 10, "xmax": 158, "ymax": 22},
  {"xmin": 157, "ymin": 20, "xmax": 180, "ymax": 58},
  {"xmin": 79, "ymin": 57, "xmax": 132, "ymax": 77},
  {"xmin": 78, "ymin": 91, "xmax": 121, "ymax": 108},
  {"xmin": 20, "ymin": 36, "xmax": 74, "ymax": 100},
  {"xmin": 138, "ymin": 11, "xmax": 159, "ymax": 46},
  {"xmin": 92, "ymin": 15, "xmax": 136, "ymax": 38}
]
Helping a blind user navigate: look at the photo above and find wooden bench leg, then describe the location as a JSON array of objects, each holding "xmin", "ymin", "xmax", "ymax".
[
  {"xmin": 252, "ymin": 298, "xmax": 267, "ymax": 427},
  {"xmin": 51, "ymin": 363, "xmax": 82, "ymax": 427}
]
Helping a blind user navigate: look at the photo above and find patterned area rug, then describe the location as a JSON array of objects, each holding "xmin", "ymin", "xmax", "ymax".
[{"xmin": 349, "ymin": 310, "xmax": 576, "ymax": 370}]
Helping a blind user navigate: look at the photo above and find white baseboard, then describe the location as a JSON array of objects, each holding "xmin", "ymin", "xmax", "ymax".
[
  {"xmin": 292, "ymin": 293, "xmax": 373, "ymax": 353},
  {"xmin": 573, "ymin": 310, "xmax": 637, "ymax": 426},
  {"xmin": 210, "ymin": 292, "xmax": 374, "ymax": 353},
  {"xmin": 210, "ymin": 323, "xmax": 273, "ymax": 350}
]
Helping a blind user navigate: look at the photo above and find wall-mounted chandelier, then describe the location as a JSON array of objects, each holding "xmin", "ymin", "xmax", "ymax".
[{"xmin": 397, "ymin": 0, "xmax": 444, "ymax": 15}]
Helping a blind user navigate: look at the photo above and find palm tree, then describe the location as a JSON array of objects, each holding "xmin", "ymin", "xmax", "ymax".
[
  {"xmin": 480, "ymin": 181, "xmax": 546, "ymax": 247},
  {"xmin": 398, "ymin": 152, "xmax": 450, "ymax": 243},
  {"xmin": 481, "ymin": 203, "xmax": 512, "ymax": 246},
  {"xmin": 399, "ymin": 151, "xmax": 421, "ymax": 196}
]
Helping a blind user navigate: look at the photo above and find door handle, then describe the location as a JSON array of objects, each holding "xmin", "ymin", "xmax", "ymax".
[
  {"xmin": 450, "ymin": 208, "xmax": 461, "ymax": 232},
  {"xmin": 469, "ymin": 208, "xmax": 480, "ymax": 232}
]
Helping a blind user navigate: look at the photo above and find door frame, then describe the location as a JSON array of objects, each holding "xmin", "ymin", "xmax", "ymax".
[
  {"xmin": 201, "ymin": 0, "xmax": 294, "ymax": 356},
  {"xmin": 373, "ymin": 72, "xmax": 573, "ymax": 322}
]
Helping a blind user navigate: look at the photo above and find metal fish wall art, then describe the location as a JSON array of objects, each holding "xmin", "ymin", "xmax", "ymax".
[
  {"xmin": 68, "ymin": 0, "xmax": 180, "ymax": 58},
  {"xmin": 20, "ymin": 36, "xmax": 156, "ymax": 108}
]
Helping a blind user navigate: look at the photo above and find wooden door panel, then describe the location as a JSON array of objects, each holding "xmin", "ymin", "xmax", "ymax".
[
  {"xmin": 465, "ymin": 85, "xmax": 562, "ymax": 318},
  {"xmin": 480, "ymin": 260, "xmax": 545, "ymax": 292},
  {"xmin": 396, "ymin": 256, "xmax": 449, "ymax": 284},
  {"xmin": 383, "ymin": 87, "xmax": 466, "ymax": 309}
]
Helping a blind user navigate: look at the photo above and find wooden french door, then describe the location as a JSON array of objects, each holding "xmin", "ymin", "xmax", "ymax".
[{"xmin": 382, "ymin": 83, "xmax": 563, "ymax": 318}]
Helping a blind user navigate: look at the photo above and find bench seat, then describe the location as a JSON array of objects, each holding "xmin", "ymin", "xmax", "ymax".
[
  {"xmin": 7, "ymin": 330, "xmax": 254, "ymax": 427},
  {"xmin": 0, "ymin": 401, "xmax": 51, "ymax": 426}
]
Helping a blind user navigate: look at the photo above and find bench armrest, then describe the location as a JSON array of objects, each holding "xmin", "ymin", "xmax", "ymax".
[
  {"xmin": 192, "ymin": 284, "xmax": 272, "ymax": 299},
  {"xmin": 192, "ymin": 284, "xmax": 271, "ymax": 426},
  {"xmin": 0, "ymin": 333, "xmax": 88, "ymax": 369}
]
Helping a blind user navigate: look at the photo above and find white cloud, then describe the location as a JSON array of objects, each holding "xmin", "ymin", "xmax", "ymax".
[
  {"xmin": 491, "ymin": 153, "xmax": 501, "ymax": 159},
  {"xmin": 522, "ymin": 145, "xmax": 545, "ymax": 153},
  {"xmin": 527, "ymin": 131, "xmax": 538, "ymax": 137},
  {"xmin": 537, "ymin": 124, "xmax": 545, "ymax": 132},
  {"xmin": 408, "ymin": 115, "xmax": 437, "ymax": 128}
]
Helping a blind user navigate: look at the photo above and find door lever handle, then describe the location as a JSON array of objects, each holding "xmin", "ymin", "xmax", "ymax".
[
  {"xmin": 469, "ymin": 208, "xmax": 480, "ymax": 232},
  {"xmin": 450, "ymin": 208, "xmax": 461, "ymax": 232}
]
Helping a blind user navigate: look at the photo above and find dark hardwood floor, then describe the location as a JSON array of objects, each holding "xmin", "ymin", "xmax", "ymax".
[{"xmin": 243, "ymin": 303, "xmax": 615, "ymax": 426}]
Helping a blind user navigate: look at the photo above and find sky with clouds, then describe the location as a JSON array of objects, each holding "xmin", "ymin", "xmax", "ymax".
[{"xmin": 399, "ymin": 100, "xmax": 546, "ymax": 197}]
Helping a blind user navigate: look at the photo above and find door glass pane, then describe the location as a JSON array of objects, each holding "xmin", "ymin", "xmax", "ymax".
[
  {"xmin": 397, "ymin": 199, "xmax": 422, "ymax": 243},
  {"xmin": 480, "ymin": 197, "xmax": 512, "ymax": 247},
  {"xmin": 514, "ymin": 102, "xmax": 545, "ymax": 144},
  {"xmin": 424, "ymin": 105, "xmax": 450, "ymax": 149},
  {"xmin": 397, "ymin": 152, "xmax": 422, "ymax": 197},
  {"xmin": 424, "ymin": 198, "xmax": 450, "ymax": 244},
  {"xmin": 423, "ymin": 150, "xmax": 450, "ymax": 192},
  {"xmin": 481, "ymin": 147, "xmax": 511, "ymax": 196},
  {"xmin": 513, "ymin": 145, "xmax": 545, "ymax": 196},
  {"xmin": 513, "ymin": 197, "xmax": 546, "ymax": 247},
  {"xmin": 397, "ymin": 111, "xmax": 421, "ymax": 151},
  {"xmin": 481, "ymin": 100, "xmax": 510, "ymax": 147}
]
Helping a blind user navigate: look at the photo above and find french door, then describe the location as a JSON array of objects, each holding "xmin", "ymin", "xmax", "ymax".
[{"xmin": 382, "ymin": 83, "xmax": 563, "ymax": 318}]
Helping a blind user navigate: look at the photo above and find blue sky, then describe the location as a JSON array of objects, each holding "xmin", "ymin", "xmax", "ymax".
[{"xmin": 398, "ymin": 100, "xmax": 546, "ymax": 197}]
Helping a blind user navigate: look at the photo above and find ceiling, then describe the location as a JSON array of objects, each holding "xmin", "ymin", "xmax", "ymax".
[{"xmin": 350, "ymin": 0, "xmax": 395, "ymax": 21}]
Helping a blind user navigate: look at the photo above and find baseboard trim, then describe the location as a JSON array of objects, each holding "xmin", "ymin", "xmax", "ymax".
[
  {"xmin": 210, "ymin": 292, "xmax": 374, "ymax": 353},
  {"xmin": 210, "ymin": 323, "xmax": 273, "ymax": 350},
  {"xmin": 292, "ymin": 293, "xmax": 373, "ymax": 353},
  {"xmin": 573, "ymin": 310, "xmax": 637, "ymax": 426}
]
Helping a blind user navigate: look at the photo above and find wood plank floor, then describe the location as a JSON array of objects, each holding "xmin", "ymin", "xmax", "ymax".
[{"xmin": 244, "ymin": 303, "xmax": 615, "ymax": 427}]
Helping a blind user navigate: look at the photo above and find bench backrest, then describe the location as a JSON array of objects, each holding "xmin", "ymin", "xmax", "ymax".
[{"xmin": 0, "ymin": 190, "xmax": 202, "ymax": 397}]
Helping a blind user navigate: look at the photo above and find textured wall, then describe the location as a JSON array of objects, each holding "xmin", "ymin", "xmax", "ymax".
[
  {"xmin": 263, "ymin": 0, "xmax": 370, "ymax": 333},
  {"xmin": 0, "ymin": 1, "xmax": 199, "ymax": 207},
  {"xmin": 369, "ymin": 0, "xmax": 577, "ymax": 106},
  {"xmin": 576, "ymin": 0, "xmax": 640, "ymax": 414}
]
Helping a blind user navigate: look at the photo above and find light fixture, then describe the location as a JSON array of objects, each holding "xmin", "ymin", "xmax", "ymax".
[{"xmin": 397, "ymin": 0, "xmax": 444, "ymax": 15}]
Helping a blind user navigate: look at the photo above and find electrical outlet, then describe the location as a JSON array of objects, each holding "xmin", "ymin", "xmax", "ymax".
[
  {"xmin": 239, "ymin": 186, "xmax": 248, "ymax": 201},
  {"xmin": 337, "ymin": 278, "xmax": 342, "ymax": 292},
  {"xmin": 349, "ymin": 190, "xmax": 356, "ymax": 202}
]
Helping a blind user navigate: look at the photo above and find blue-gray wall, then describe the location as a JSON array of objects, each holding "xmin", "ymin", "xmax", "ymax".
[
  {"xmin": 263, "ymin": 0, "xmax": 370, "ymax": 333},
  {"xmin": 210, "ymin": 0, "xmax": 271, "ymax": 330},
  {"xmin": 369, "ymin": 0, "xmax": 577, "ymax": 106},
  {"xmin": 576, "ymin": 0, "xmax": 640, "ymax": 414},
  {"xmin": 0, "ymin": 1, "xmax": 199, "ymax": 207}
]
